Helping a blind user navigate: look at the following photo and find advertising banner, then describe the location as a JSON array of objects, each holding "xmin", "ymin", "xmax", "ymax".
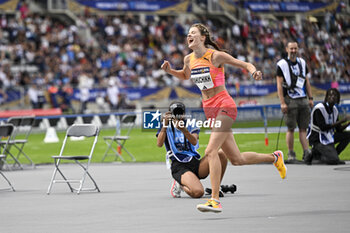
[{"xmin": 68, "ymin": 0, "xmax": 191, "ymax": 12}]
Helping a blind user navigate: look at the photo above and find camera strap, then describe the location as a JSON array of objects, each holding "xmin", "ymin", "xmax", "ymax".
[
  {"xmin": 165, "ymin": 123, "xmax": 200, "ymax": 162},
  {"xmin": 170, "ymin": 121, "xmax": 189, "ymax": 151}
]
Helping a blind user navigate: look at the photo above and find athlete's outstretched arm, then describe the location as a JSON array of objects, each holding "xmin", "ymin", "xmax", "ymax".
[
  {"xmin": 161, "ymin": 55, "xmax": 191, "ymax": 80},
  {"xmin": 212, "ymin": 51, "xmax": 262, "ymax": 80}
]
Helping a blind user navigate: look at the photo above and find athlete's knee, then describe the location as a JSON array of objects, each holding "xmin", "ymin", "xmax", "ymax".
[
  {"xmin": 218, "ymin": 150, "xmax": 228, "ymax": 165},
  {"xmin": 229, "ymin": 155, "xmax": 245, "ymax": 166},
  {"xmin": 205, "ymin": 147, "xmax": 218, "ymax": 159},
  {"xmin": 230, "ymin": 159, "xmax": 244, "ymax": 166}
]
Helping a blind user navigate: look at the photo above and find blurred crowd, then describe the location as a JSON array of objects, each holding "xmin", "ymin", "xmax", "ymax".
[{"xmin": 0, "ymin": 2, "xmax": 349, "ymax": 110}]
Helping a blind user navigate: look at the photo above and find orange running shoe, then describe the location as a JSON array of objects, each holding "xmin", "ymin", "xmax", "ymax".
[
  {"xmin": 273, "ymin": 150, "xmax": 287, "ymax": 179},
  {"xmin": 197, "ymin": 199, "xmax": 222, "ymax": 213}
]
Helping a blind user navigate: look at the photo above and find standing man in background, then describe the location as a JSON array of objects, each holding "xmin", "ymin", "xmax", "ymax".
[{"xmin": 276, "ymin": 41, "xmax": 314, "ymax": 162}]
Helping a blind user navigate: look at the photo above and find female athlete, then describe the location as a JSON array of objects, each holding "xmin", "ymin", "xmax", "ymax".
[{"xmin": 161, "ymin": 23, "xmax": 287, "ymax": 213}]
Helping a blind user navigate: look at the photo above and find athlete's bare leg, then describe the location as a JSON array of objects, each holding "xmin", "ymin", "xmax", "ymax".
[
  {"xmin": 220, "ymin": 133, "xmax": 275, "ymax": 165},
  {"xmin": 204, "ymin": 114, "xmax": 233, "ymax": 200}
]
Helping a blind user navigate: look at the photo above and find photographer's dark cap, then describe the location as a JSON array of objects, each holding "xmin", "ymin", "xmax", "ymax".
[{"xmin": 169, "ymin": 102, "xmax": 186, "ymax": 115}]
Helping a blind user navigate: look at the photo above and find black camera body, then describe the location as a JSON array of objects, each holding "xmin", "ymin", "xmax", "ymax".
[{"xmin": 169, "ymin": 102, "xmax": 186, "ymax": 119}]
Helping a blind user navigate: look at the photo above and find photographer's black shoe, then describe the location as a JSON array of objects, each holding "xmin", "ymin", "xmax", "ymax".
[
  {"xmin": 304, "ymin": 150, "xmax": 313, "ymax": 165},
  {"xmin": 338, "ymin": 160, "xmax": 346, "ymax": 165},
  {"xmin": 221, "ymin": 184, "xmax": 237, "ymax": 194},
  {"xmin": 205, "ymin": 188, "xmax": 224, "ymax": 197}
]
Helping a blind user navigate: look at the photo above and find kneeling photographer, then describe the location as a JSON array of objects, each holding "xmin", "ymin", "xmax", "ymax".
[
  {"xmin": 306, "ymin": 88, "xmax": 350, "ymax": 165},
  {"xmin": 156, "ymin": 102, "xmax": 234, "ymax": 198}
]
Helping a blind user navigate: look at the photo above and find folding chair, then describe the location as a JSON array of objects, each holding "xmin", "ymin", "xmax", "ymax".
[
  {"xmin": 7, "ymin": 116, "xmax": 35, "ymax": 169},
  {"xmin": 47, "ymin": 124, "xmax": 100, "ymax": 194},
  {"xmin": 102, "ymin": 114, "xmax": 136, "ymax": 162},
  {"xmin": 0, "ymin": 117, "xmax": 23, "ymax": 169},
  {"xmin": 0, "ymin": 124, "xmax": 15, "ymax": 191}
]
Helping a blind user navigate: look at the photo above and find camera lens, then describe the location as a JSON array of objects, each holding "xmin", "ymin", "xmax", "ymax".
[
  {"xmin": 173, "ymin": 107, "xmax": 184, "ymax": 117},
  {"xmin": 169, "ymin": 102, "xmax": 185, "ymax": 119}
]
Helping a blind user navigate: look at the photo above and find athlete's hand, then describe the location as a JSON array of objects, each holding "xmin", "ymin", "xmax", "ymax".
[
  {"xmin": 281, "ymin": 103, "xmax": 288, "ymax": 114},
  {"xmin": 251, "ymin": 70, "xmax": 262, "ymax": 80},
  {"xmin": 161, "ymin": 60, "xmax": 172, "ymax": 73}
]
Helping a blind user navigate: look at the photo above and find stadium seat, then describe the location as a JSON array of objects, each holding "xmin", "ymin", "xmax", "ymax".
[
  {"xmin": 6, "ymin": 116, "xmax": 36, "ymax": 169},
  {"xmin": 101, "ymin": 114, "xmax": 137, "ymax": 162},
  {"xmin": 47, "ymin": 124, "xmax": 100, "ymax": 194},
  {"xmin": 0, "ymin": 124, "xmax": 15, "ymax": 191}
]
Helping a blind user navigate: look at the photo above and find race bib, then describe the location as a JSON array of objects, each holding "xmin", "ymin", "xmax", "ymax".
[
  {"xmin": 190, "ymin": 67, "xmax": 214, "ymax": 90},
  {"xmin": 296, "ymin": 76, "xmax": 305, "ymax": 88}
]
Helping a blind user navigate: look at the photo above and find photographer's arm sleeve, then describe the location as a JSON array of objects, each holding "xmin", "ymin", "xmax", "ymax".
[{"xmin": 156, "ymin": 124, "xmax": 167, "ymax": 147}]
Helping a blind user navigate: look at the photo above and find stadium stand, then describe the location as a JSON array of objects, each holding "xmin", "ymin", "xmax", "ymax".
[{"xmin": 0, "ymin": 0, "xmax": 349, "ymax": 124}]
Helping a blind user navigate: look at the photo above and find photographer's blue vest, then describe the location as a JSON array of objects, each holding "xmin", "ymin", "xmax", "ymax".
[
  {"xmin": 165, "ymin": 123, "xmax": 200, "ymax": 162},
  {"xmin": 157, "ymin": 121, "xmax": 200, "ymax": 163}
]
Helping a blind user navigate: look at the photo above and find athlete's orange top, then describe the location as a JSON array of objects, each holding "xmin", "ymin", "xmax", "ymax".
[{"xmin": 189, "ymin": 49, "xmax": 225, "ymax": 90}]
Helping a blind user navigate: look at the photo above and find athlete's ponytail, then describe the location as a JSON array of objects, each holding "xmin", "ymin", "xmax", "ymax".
[{"xmin": 191, "ymin": 23, "xmax": 221, "ymax": 51}]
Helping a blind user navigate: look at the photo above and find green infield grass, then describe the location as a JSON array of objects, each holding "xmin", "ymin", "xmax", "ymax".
[{"xmin": 6, "ymin": 126, "xmax": 350, "ymax": 165}]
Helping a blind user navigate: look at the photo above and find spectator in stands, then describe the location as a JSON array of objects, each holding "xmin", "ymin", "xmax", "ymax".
[
  {"xmin": 48, "ymin": 83, "xmax": 59, "ymax": 108},
  {"xmin": 276, "ymin": 41, "xmax": 314, "ymax": 162},
  {"xmin": 60, "ymin": 80, "xmax": 75, "ymax": 113},
  {"xmin": 78, "ymin": 71, "xmax": 93, "ymax": 113},
  {"xmin": 117, "ymin": 93, "xmax": 135, "ymax": 110},
  {"xmin": 106, "ymin": 78, "xmax": 120, "ymax": 111},
  {"xmin": 306, "ymin": 88, "xmax": 350, "ymax": 165},
  {"xmin": 0, "ymin": 79, "xmax": 7, "ymax": 105},
  {"xmin": 19, "ymin": 1, "xmax": 29, "ymax": 20},
  {"xmin": 27, "ymin": 83, "xmax": 45, "ymax": 109},
  {"xmin": 0, "ymin": 4, "xmax": 350, "ymax": 108}
]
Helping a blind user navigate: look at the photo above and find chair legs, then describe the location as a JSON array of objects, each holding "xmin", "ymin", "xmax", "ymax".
[
  {"xmin": 75, "ymin": 161, "xmax": 100, "ymax": 194},
  {"xmin": 117, "ymin": 141, "xmax": 136, "ymax": 162},
  {"xmin": 0, "ymin": 141, "xmax": 35, "ymax": 169},
  {"xmin": 102, "ymin": 139, "xmax": 125, "ymax": 162},
  {"xmin": 2, "ymin": 146, "xmax": 23, "ymax": 170},
  {"xmin": 13, "ymin": 143, "xmax": 35, "ymax": 168},
  {"xmin": 0, "ymin": 171, "xmax": 15, "ymax": 192},
  {"xmin": 102, "ymin": 139, "xmax": 135, "ymax": 162},
  {"xmin": 47, "ymin": 158, "xmax": 100, "ymax": 195}
]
